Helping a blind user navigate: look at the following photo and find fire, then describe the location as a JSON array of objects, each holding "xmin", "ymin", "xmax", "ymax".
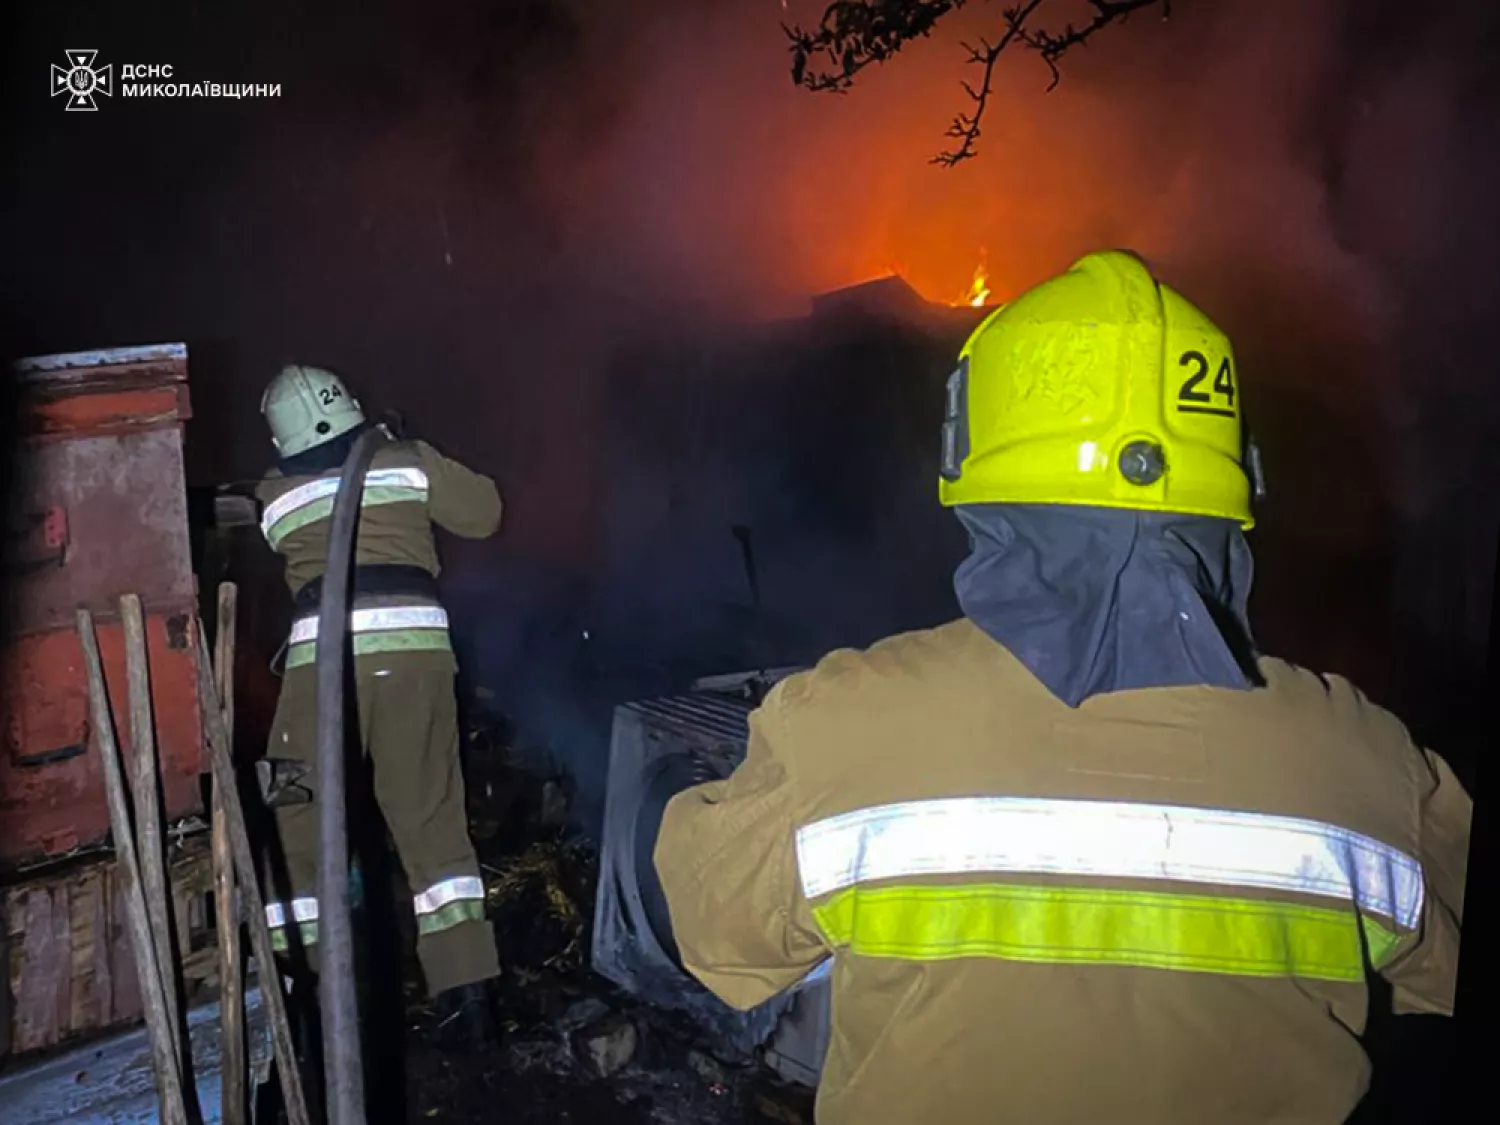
[{"xmin": 961, "ymin": 255, "xmax": 991, "ymax": 307}]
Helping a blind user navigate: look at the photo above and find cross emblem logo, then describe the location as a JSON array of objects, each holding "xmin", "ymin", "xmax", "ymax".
[{"xmin": 52, "ymin": 49, "xmax": 113, "ymax": 111}]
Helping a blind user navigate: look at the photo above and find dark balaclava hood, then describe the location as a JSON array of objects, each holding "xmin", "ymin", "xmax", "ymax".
[
  {"xmin": 954, "ymin": 503, "xmax": 1260, "ymax": 707},
  {"xmin": 277, "ymin": 419, "xmax": 375, "ymax": 477}
]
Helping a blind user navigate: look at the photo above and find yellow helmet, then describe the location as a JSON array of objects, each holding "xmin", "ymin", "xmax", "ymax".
[{"xmin": 939, "ymin": 250, "xmax": 1259, "ymax": 528}]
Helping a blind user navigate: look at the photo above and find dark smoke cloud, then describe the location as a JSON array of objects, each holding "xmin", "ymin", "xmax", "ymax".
[
  {"xmin": 549, "ymin": 0, "xmax": 1500, "ymax": 768},
  {"xmin": 3, "ymin": 0, "xmax": 1494, "ymax": 813}
]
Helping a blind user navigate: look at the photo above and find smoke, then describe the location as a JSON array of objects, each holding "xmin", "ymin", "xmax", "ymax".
[
  {"xmin": 522, "ymin": 0, "xmax": 1497, "ymax": 780},
  {"xmin": 3, "ymin": 0, "xmax": 1495, "ymax": 807},
  {"xmin": 547, "ymin": 0, "xmax": 1498, "ymax": 773}
]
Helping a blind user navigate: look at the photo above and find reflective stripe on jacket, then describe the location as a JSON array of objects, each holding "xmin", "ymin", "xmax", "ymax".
[
  {"xmin": 796, "ymin": 795, "xmax": 1419, "ymax": 982},
  {"xmin": 256, "ymin": 438, "xmax": 502, "ymax": 598},
  {"xmin": 284, "ymin": 604, "xmax": 453, "ymax": 670},
  {"xmin": 654, "ymin": 619, "xmax": 1470, "ymax": 1125},
  {"xmin": 261, "ymin": 466, "xmax": 431, "ymax": 550}
]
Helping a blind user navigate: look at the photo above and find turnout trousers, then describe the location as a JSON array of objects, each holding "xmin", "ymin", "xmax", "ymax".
[{"xmin": 261, "ymin": 649, "xmax": 500, "ymax": 995}]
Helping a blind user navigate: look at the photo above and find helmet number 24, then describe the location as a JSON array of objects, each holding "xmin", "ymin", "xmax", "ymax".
[
  {"xmin": 1176, "ymin": 351, "xmax": 1236, "ymax": 418},
  {"xmin": 318, "ymin": 383, "xmax": 344, "ymax": 407}
]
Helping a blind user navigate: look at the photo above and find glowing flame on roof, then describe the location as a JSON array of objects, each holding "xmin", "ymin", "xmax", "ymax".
[{"xmin": 962, "ymin": 254, "xmax": 991, "ymax": 307}]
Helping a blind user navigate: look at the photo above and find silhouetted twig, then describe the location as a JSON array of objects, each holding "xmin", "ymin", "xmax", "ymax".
[{"xmin": 787, "ymin": 0, "xmax": 1172, "ymax": 165}]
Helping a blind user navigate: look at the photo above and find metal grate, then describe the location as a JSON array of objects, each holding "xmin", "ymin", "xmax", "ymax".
[{"xmin": 616, "ymin": 694, "xmax": 755, "ymax": 743}]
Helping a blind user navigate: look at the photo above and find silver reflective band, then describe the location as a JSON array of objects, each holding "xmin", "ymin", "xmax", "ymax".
[
  {"xmin": 413, "ymin": 875, "xmax": 486, "ymax": 916},
  {"xmin": 265, "ymin": 897, "xmax": 320, "ymax": 928},
  {"xmin": 288, "ymin": 605, "xmax": 450, "ymax": 646},
  {"xmin": 794, "ymin": 796, "xmax": 1424, "ymax": 929},
  {"xmin": 259, "ymin": 466, "xmax": 429, "ymax": 540}
]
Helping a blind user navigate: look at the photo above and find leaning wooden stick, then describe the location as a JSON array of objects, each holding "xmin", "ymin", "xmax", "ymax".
[
  {"xmin": 193, "ymin": 622, "xmax": 312, "ymax": 1125},
  {"xmin": 121, "ymin": 594, "xmax": 185, "ymax": 1073},
  {"xmin": 213, "ymin": 582, "xmax": 248, "ymax": 1125},
  {"xmin": 78, "ymin": 608, "xmax": 191, "ymax": 1125}
]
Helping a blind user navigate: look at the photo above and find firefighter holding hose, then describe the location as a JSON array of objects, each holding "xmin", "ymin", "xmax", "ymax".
[
  {"xmin": 654, "ymin": 252, "xmax": 1470, "ymax": 1123},
  {"xmin": 256, "ymin": 364, "xmax": 502, "ymax": 1050}
]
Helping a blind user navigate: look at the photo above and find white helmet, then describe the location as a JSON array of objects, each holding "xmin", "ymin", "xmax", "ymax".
[{"xmin": 261, "ymin": 364, "xmax": 366, "ymax": 456}]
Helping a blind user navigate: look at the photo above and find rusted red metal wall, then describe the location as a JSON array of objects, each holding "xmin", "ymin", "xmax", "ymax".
[{"xmin": 2, "ymin": 344, "xmax": 204, "ymax": 872}]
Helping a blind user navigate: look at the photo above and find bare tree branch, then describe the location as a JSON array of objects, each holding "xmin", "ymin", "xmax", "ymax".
[
  {"xmin": 935, "ymin": 1, "xmax": 1046, "ymax": 167},
  {"xmin": 787, "ymin": 0, "xmax": 1173, "ymax": 165}
]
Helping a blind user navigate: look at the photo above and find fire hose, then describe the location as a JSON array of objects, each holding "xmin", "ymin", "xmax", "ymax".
[{"xmin": 314, "ymin": 425, "xmax": 387, "ymax": 1125}]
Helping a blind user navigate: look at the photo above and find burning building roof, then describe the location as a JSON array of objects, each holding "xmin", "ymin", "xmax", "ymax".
[{"xmin": 803, "ymin": 270, "xmax": 996, "ymax": 331}]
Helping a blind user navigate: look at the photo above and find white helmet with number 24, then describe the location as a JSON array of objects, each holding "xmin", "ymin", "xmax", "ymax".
[{"xmin": 261, "ymin": 364, "xmax": 366, "ymax": 457}]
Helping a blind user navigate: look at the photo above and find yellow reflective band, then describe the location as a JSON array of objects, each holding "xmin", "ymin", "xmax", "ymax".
[
  {"xmin": 285, "ymin": 628, "xmax": 451, "ymax": 669},
  {"xmin": 811, "ymin": 883, "xmax": 1399, "ymax": 983},
  {"xmin": 269, "ymin": 921, "xmax": 319, "ymax": 953},
  {"xmin": 265, "ymin": 487, "xmax": 426, "ymax": 549},
  {"xmin": 416, "ymin": 900, "xmax": 487, "ymax": 937},
  {"xmin": 795, "ymin": 795, "xmax": 1424, "ymax": 930},
  {"xmin": 261, "ymin": 468, "xmax": 430, "ymax": 550},
  {"xmin": 1362, "ymin": 915, "xmax": 1403, "ymax": 970}
]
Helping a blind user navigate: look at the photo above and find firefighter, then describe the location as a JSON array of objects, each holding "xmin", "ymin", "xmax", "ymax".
[
  {"xmin": 654, "ymin": 252, "xmax": 1469, "ymax": 1124},
  {"xmin": 256, "ymin": 363, "xmax": 502, "ymax": 1048}
]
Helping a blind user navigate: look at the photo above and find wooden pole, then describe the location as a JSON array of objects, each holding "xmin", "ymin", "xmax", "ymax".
[
  {"xmin": 193, "ymin": 622, "xmax": 312, "ymax": 1125},
  {"xmin": 77, "ymin": 609, "xmax": 190, "ymax": 1125},
  {"xmin": 121, "ymin": 594, "xmax": 185, "ymax": 1073},
  {"xmin": 213, "ymin": 582, "xmax": 248, "ymax": 1125}
]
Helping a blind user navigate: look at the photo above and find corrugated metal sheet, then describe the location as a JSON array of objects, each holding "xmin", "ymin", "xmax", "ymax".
[
  {"xmin": 616, "ymin": 694, "xmax": 754, "ymax": 742},
  {"xmin": 595, "ymin": 683, "xmax": 832, "ymax": 1083}
]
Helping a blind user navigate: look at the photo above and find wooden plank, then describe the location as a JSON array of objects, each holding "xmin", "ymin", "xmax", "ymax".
[
  {"xmin": 13, "ymin": 887, "xmax": 68, "ymax": 1053},
  {"xmin": 110, "ymin": 867, "xmax": 144, "ymax": 1026},
  {"xmin": 87, "ymin": 866, "xmax": 114, "ymax": 1031},
  {"xmin": 77, "ymin": 608, "xmax": 190, "ymax": 1125},
  {"xmin": 194, "ymin": 624, "xmax": 311, "ymax": 1125},
  {"xmin": 67, "ymin": 866, "xmax": 100, "ymax": 1033},
  {"xmin": 4, "ymin": 831, "xmax": 221, "ymax": 1057},
  {"xmin": 122, "ymin": 592, "xmax": 185, "ymax": 1077}
]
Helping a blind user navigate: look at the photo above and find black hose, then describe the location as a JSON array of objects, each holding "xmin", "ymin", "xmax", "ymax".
[{"xmin": 315, "ymin": 426, "xmax": 384, "ymax": 1125}]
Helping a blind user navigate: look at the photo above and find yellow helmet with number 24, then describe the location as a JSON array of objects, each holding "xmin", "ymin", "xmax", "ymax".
[{"xmin": 939, "ymin": 250, "xmax": 1257, "ymax": 529}]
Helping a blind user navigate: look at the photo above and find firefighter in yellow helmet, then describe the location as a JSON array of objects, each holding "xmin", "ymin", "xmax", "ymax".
[
  {"xmin": 256, "ymin": 364, "xmax": 503, "ymax": 1049},
  {"xmin": 654, "ymin": 252, "xmax": 1469, "ymax": 1124}
]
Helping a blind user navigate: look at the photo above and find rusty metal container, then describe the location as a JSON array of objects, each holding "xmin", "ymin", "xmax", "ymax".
[{"xmin": 2, "ymin": 344, "xmax": 204, "ymax": 871}]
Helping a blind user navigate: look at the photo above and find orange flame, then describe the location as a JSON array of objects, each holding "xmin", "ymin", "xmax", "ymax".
[{"xmin": 961, "ymin": 254, "xmax": 991, "ymax": 307}]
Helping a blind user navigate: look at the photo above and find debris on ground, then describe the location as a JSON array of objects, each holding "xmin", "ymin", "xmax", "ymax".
[
  {"xmin": 540, "ymin": 779, "xmax": 571, "ymax": 829},
  {"xmin": 573, "ymin": 1013, "xmax": 639, "ymax": 1078},
  {"xmin": 389, "ymin": 710, "xmax": 815, "ymax": 1124},
  {"xmin": 688, "ymin": 1049, "xmax": 729, "ymax": 1090}
]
